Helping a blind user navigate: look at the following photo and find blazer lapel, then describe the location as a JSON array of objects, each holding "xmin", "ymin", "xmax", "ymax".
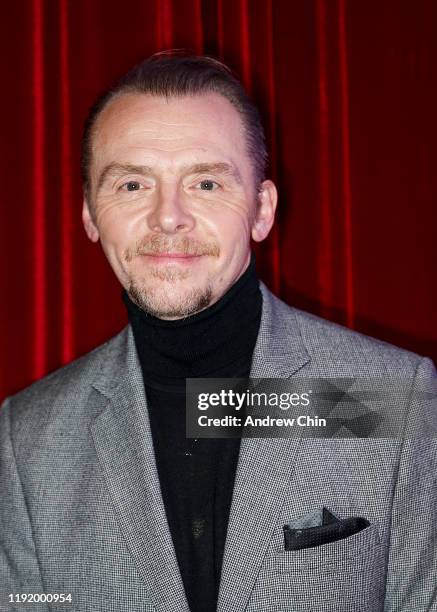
[
  {"xmin": 217, "ymin": 283, "xmax": 311, "ymax": 612},
  {"xmin": 90, "ymin": 328, "xmax": 190, "ymax": 612}
]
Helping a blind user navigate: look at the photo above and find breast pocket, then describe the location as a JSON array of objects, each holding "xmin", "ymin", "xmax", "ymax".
[{"xmin": 247, "ymin": 523, "xmax": 386, "ymax": 612}]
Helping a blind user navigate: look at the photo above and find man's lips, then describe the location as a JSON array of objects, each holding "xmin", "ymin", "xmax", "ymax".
[{"xmin": 139, "ymin": 252, "xmax": 204, "ymax": 263}]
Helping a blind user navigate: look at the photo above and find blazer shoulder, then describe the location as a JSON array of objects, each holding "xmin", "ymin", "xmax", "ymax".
[
  {"xmin": 3, "ymin": 327, "xmax": 129, "ymax": 428},
  {"xmin": 294, "ymin": 306, "xmax": 429, "ymax": 375},
  {"xmin": 261, "ymin": 285, "xmax": 432, "ymax": 376}
]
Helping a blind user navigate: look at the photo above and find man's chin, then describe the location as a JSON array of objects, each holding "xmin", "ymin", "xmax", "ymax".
[{"xmin": 127, "ymin": 282, "xmax": 213, "ymax": 320}]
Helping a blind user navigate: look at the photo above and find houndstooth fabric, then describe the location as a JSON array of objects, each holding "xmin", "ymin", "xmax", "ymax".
[{"xmin": 1, "ymin": 282, "xmax": 436, "ymax": 612}]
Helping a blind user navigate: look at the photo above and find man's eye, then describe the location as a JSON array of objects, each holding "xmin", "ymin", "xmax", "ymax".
[
  {"xmin": 198, "ymin": 180, "xmax": 219, "ymax": 191},
  {"xmin": 121, "ymin": 181, "xmax": 142, "ymax": 191}
]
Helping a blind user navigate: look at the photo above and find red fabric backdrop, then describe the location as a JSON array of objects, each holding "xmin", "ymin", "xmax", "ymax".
[{"xmin": 1, "ymin": 0, "xmax": 436, "ymax": 401}]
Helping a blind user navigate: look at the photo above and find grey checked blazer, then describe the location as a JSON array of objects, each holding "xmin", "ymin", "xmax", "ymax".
[{"xmin": 1, "ymin": 283, "xmax": 436, "ymax": 612}]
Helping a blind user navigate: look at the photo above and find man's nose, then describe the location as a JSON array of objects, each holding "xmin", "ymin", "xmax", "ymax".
[{"xmin": 146, "ymin": 183, "xmax": 195, "ymax": 234}]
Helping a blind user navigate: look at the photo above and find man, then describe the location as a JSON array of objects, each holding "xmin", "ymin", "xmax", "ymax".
[{"xmin": 0, "ymin": 53, "xmax": 436, "ymax": 612}]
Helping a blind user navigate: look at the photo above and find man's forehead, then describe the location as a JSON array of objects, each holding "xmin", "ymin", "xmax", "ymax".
[
  {"xmin": 94, "ymin": 91, "xmax": 244, "ymax": 135},
  {"xmin": 90, "ymin": 92, "xmax": 249, "ymax": 179}
]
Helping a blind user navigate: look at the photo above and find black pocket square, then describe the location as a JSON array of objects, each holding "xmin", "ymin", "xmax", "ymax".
[{"xmin": 283, "ymin": 507, "xmax": 370, "ymax": 550}]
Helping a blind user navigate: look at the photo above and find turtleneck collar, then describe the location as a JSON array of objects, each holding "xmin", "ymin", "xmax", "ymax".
[{"xmin": 123, "ymin": 251, "xmax": 262, "ymax": 385}]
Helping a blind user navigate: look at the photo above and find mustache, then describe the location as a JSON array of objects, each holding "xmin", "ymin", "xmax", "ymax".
[{"xmin": 124, "ymin": 235, "xmax": 220, "ymax": 262}]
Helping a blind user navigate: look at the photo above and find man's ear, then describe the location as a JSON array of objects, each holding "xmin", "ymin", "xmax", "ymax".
[
  {"xmin": 82, "ymin": 199, "xmax": 100, "ymax": 243},
  {"xmin": 251, "ymin": 179, "xmax": 278, "ymax": 242}
]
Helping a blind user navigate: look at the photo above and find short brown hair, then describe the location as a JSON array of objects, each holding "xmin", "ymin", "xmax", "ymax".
[{"xmin": 81, "ymin": 51, "xmax": 268, "ymax": 197}]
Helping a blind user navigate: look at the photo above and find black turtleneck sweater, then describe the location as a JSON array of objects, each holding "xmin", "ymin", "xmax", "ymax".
[{"xmin": 123, "ymin": 252, "xmax": 262, "ymax": 612}]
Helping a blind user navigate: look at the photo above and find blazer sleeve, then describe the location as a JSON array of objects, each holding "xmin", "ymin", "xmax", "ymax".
[
  {"xmin": 383, "ymin": 357, "xmax": 437, "ymax": 611},
  {"xmin": 0, "ymin": 398, "xmax": 49, "ymax": 611}
]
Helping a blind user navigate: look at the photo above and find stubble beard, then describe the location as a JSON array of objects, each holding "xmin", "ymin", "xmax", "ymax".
[
  {"xmin": 127, "ymin": 266, "xmax": 214, "ymax": 319},
  {"xmin": 124, "ymin": 235, "xmax": 220, "ymax": 319}
]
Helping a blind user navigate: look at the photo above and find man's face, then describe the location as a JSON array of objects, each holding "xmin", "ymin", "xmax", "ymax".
[{"xmin": 83, "ymin": 92, "xmax": 277, "ymax": 319}]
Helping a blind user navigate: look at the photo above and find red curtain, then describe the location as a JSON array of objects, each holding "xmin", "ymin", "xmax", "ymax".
[{"xmin": 1, "ymin": 0, "xmax": 436, "ymax": 401}]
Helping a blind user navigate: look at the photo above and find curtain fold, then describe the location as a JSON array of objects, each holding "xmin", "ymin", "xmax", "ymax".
[
  {"xmin": 32, "ymin": 0, "xmax": 47, "ymax": 378},
  {"xmin": 1, "ymin": 0, "xmax": 436, "ymax": 399}
]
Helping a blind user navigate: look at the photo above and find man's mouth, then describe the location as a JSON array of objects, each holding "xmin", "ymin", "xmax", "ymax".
[{"xmin": 140, "ymin": 252, "xmax": 204, "ymax": 264}]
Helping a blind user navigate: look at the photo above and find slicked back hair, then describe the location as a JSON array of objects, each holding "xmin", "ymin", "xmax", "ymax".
[{"xmin": 81, "ymin": 52, "xmax": 268, "ymax": 199}]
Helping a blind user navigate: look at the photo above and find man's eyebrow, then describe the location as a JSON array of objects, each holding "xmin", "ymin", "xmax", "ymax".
[
  {"xmin": 97, "ymin": 163, "xmax": 153, "ymax": 191},
  {"xmin": 183, "ymin": 162, "xmax": 242, "ymax": 183},
  {"xmin": 96, "ymin": 161, "xmax": 243, "ymax": 192}
]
